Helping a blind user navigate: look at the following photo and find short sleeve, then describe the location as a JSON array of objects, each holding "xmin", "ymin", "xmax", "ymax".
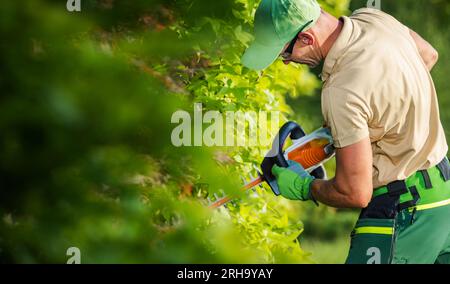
[{"xmin": 321, "ymin": 87, "xmax": 370, "ymax": 148}]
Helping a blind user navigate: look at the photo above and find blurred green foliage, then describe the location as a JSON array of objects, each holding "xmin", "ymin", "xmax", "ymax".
[
  {"xmin": 0, "ymin": 0, "xmax": 350, "ymax": 264},
  {"xmin": 1, "ymin": 0, "xmax": 446, "ymax": 264}
]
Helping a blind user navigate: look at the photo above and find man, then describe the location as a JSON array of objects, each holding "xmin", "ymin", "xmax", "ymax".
[{"xmin": 241, "ymin": 0, "xmax": 450, "ymax": 264}]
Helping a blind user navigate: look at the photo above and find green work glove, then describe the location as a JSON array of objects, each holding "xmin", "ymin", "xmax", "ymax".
[{"xmin": 271, "ymin": 160, "xmax": 316, "ymax": 202}]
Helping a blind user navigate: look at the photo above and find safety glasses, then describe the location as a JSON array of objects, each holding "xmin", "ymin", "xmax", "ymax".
[{"xmin": 280, "ymin": 32, "xmax": 300, "ymax": 60}]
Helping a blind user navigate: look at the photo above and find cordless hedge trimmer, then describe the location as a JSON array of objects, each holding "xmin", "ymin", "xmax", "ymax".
[{"xmin": 208, "ymin": 121, "xmax": 335, "ymax": 209}]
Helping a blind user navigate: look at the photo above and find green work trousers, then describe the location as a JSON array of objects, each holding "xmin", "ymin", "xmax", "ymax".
[{"xmin": 346, "ymin": 157, "xmax": 450, "ymax": 264}]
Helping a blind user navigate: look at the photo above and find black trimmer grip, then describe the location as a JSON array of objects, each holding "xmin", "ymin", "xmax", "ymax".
[{"xmin": 260, "ymin": 121, "xmax": 306, "ymax": 195}]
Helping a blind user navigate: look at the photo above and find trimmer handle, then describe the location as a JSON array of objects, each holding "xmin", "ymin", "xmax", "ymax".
[
  {"xmin": 274, "ymin": 122, "xmax": 306, "ymax": 167},
  {"xmin": 260, "ymin": 121, "xmax": 306, "ymax": 195}
]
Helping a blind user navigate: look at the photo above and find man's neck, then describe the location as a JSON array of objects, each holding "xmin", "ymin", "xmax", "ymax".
[{"xmin": 319, "ymin": 16, "xmax": 344, "ymax": 59}]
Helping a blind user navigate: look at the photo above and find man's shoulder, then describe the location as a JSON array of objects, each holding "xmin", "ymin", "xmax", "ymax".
[
  {"xmin": 325, "ymin": 9, "xmax": 411, "ymax": 87},
  {"xmin": 350, "ymin": 7, "xmax": 406, "ymax": 31},
  {"xmin": 350, "ymin": 7, "xmax": 393, "ymax": 21}
]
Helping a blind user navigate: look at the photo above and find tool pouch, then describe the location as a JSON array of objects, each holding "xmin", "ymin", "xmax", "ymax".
[
  {"xmin": 346, "ymin": 189, "xmax": 401, "ymax": 264},
  {"xmin": 345, "ymin": 218, "xmax": 396, "ymax": 264}
]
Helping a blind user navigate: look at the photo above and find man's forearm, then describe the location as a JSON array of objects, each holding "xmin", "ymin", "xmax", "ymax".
[{"xmin": 310, "ymin": 178, "xmax": 369, "ymax": 208}]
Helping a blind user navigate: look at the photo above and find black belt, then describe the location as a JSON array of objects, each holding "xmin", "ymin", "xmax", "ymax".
[{"xmin": 360, "ymin": 156, "xmax": 450, "ymax": 220}]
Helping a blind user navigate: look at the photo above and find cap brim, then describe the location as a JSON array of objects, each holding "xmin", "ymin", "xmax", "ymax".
[{"xmin": 241, "ymin": 41, "xmax": 285, "ymax": 71}]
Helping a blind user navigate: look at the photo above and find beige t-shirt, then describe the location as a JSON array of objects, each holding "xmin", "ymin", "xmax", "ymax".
[{"xmin": 321, "ymin": 8, "xmax": 448, "ymax": 188}]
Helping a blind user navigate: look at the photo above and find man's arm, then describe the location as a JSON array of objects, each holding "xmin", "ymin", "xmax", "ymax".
[
  {"xmin": 310, "ymin": 137, "xmax": 373, "ymax": 208},
  {"xmin": 409, "ymin": 29, "xmax": 439, "ymax": 71}
]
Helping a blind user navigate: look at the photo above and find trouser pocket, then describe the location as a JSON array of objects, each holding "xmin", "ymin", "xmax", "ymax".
[{"xmin": 345, "ymin": 218, "xmax": 396, "ymax": 264}]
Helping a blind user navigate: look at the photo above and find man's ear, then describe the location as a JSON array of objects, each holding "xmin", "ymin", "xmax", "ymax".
[{"xmin": 298, "ymin": 32, "xmax": 315, "ymax": 46}]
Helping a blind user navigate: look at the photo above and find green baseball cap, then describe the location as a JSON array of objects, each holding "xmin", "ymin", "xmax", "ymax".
[{"xmin": 241, "ymin": 0, "xmax": 321, "ymax": 70}]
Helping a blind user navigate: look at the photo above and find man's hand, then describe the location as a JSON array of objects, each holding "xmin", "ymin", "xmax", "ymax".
[{"xmin": 271, "ymin": 160, "xmax": 315, "ymax": 201}]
